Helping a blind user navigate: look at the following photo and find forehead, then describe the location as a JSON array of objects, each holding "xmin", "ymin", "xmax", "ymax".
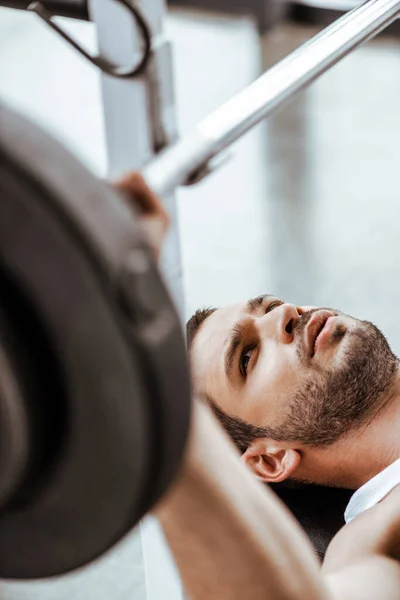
[{"xmin": 190, "ymin": 301, "xmax": 247, "ymax": 389}]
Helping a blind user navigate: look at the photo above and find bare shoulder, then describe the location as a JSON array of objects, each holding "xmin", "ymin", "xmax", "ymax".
[{"xmin": 322, "ymin": 485, "xmax": 400, "ymax": 574}]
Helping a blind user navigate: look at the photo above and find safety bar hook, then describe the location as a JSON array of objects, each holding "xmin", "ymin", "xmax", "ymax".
[{"xmin": 27, "ymin": 0, "xmax": 152, "ymax": 79}]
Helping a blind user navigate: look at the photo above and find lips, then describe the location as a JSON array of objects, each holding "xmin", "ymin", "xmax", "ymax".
[{"xmin": 305, "ymin": 311, "xmax": 336, "ymax": 357}]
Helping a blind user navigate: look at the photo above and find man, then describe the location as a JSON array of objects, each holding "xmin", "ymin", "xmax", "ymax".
[
  {"xmin": 157, "ymin": 296, "xmax": 399, "ymax": 597},
  {"xmin": 154, "ymin": 297, "xmax": 400, "ymax": 599},
  {"xmin": 120, "ymin": 179, "xmax": 400, "ymax": 599}
]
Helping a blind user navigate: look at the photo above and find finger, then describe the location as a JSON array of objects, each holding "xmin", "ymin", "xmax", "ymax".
[{"xmin": 114, "ymin": 171, "xmax": 169, "ymax": 228}]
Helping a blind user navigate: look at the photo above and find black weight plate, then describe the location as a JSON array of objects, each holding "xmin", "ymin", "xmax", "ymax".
[{"xmin": 0, "ymin": 103, "xmax": 190, "ymax": 578}]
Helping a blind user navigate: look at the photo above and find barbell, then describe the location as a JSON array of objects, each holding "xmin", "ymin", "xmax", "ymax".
[{"xmin": 0, "ymin": 103, "xmax": 190, "ymax": 578}]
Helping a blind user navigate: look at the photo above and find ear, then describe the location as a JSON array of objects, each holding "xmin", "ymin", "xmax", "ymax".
[{"xmin": 242, "ymin": 439, "xmax": 301, "ymax": 483}]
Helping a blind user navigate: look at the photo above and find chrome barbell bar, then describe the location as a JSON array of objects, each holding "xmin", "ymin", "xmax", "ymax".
[{"xmin": 142, "ymin": 0, "xmax": 400, "ymax": 197}]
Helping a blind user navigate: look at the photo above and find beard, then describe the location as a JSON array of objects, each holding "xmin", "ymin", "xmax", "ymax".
[{"xmin": 269, "ymin": 310, "xmax": 399, "ymax": 448}]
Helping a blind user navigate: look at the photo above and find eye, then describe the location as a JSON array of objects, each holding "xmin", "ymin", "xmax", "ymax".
[
  {"xmin": 266, "ymin": 299, "xmax": 283, "ymax": 313},
  {"xmin": 240, "ymin": 345, "xmax": 255, "ymax": 377}
]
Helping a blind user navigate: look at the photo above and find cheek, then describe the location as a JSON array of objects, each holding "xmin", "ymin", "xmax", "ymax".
[{"xmin": 246, "ymin": 346, "xmax": 303, "ymax": 423}]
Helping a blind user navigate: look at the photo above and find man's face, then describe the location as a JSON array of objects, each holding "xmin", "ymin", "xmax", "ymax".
[{"xmin": 190, "ymin": 295, "xmax": 398, "ymax": 446}]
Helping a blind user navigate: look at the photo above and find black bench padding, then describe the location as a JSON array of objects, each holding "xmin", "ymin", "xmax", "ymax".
[{"xmin": 271, "ymin": 482, "xmax": 353, "ymax": 560}]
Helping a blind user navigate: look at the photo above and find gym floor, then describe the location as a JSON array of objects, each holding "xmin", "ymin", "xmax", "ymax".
[{"xmin": 1, "ymin": 6, "xmax": 400, "ymax": 599}]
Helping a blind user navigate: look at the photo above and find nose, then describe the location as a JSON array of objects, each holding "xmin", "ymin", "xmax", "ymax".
[{"xmin": 276, "ymin": 304, "xmax": 301, "ymax": 344}]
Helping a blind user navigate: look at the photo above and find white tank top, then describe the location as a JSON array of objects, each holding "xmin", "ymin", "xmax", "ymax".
[{"xmin": 344, "ymin": 458, "xmax": 400, "ymax": 523}]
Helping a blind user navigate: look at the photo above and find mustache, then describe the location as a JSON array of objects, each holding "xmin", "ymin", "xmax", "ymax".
[
  {"xmin": 294, "ymin": 307, "xmax": 344, "ymax": 329},
  {"xmin": 293, "ymin": 308, "xmax": 321, "ymax": 336},
  {"xmin": 292, "ymin": 307, "xmax": 347, "ymax": 347}
]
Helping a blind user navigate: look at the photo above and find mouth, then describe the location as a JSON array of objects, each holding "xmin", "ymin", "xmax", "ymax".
[{"xmin": 305, "ymin": 310, "xmax": 337, "ymax": 357}]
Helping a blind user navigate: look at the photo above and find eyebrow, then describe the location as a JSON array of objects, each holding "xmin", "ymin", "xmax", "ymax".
[
  {"xmin": 224, "ymin": 323, "xmax": 246, "ymax": 382},
  {"xmin": 224, "ymin": 294, "xmax": 275, "ymax": 382}
]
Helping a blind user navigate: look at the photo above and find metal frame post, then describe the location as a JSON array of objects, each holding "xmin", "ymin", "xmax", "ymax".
[
  {"xmin": 89, "ymin": 0, "xmax": 184, "ymax": 315},
  {"xmin": 89, "ymin": 3, "xmax": 185, "ymax": 600}
]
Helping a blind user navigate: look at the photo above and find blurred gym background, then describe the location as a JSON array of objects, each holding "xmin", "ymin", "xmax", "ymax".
[{"xmin": 1, "ymin": 1, "xmax": 400, "ymax": 598}]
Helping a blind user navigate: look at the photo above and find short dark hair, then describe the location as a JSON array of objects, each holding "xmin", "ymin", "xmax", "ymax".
[
  {"xmin": 187, "ymin": 306, "xmax": 265, "ymax": 454},
  {"xmin": 186, "ymin": 307, "xmax": 217, "ymax": 346}
]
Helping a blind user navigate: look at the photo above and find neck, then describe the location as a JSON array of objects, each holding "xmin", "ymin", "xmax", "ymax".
[{"xmin": 298, "ymin": 368, "xmax": 400, "ymax": 490}]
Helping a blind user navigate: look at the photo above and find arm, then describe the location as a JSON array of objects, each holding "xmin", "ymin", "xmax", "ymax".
[
  {"xmin": 324, "ymin": 556, "xmax": 400, "ymax": 600},
  {"xmin": 322, "ymin": 486, "xmax": 400, "ymax": 600}
]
